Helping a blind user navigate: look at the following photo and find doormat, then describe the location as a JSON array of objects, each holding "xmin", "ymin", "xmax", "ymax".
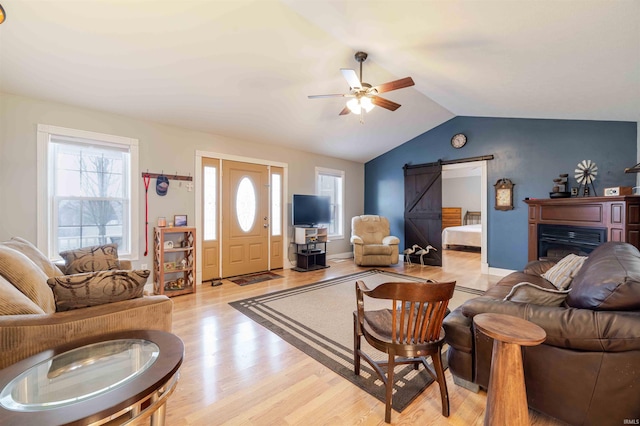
[{"xmin": 228, "ymin": 271, "xmax": 283, "ymax": 286}]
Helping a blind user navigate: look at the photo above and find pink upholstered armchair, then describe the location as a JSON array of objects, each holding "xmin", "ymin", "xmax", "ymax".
[{"xmin": 350, "ymin": 215, "xmax": 400, "ymax": 266}]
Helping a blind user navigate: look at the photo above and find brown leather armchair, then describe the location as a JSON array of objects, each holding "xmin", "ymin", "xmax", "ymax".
[{"xmin": 443, "ymin": 242, "xmax": 640, "ymax": 425}]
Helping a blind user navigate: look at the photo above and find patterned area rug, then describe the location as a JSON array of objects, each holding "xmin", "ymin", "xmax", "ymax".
[
  {"xmin": 228, "ymin": 271, "xmax": 283, "ymax": 286},
  {"xmin": 229, "ymin": 269, "xmax": 483, "ymax": 412}
]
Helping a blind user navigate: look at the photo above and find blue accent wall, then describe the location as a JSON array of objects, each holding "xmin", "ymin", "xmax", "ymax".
[{"xmin": 365, "ymin": 116, "xmax": 637, "ymax": 270}]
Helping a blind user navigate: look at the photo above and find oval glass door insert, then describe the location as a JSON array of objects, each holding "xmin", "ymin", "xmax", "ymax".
[{"xmin": 236, "ymin": 177, "xmax": 256, "ymax": 232}]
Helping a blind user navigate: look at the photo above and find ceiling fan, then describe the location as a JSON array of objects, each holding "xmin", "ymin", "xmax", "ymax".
[{"xmin": 308, "ymin": 51, "xmax": 415, "ymax": 119}]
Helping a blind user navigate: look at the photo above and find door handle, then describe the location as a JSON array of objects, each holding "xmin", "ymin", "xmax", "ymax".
[{"xmin": 264, "ymin": 223, "xmax": 269, "ymax": 228}]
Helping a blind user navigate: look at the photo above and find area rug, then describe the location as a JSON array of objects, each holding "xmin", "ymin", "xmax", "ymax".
[
  {"xmin": 228, "ymin": 271, "xmax": 283, "ymax": 286},
  {"xmin": 229, "ymin": 269, "xmax": 484, "ymax": 412}
]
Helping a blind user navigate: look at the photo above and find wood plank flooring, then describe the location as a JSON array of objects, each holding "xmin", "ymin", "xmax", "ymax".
[{"xmin": 149, "ymin": 250, "xmax": 565, "ymax": 425}]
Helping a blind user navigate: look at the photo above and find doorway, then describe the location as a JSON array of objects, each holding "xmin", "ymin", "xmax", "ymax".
[
  {"xmin": 195, "ymin": 152, "xmax": 288, "ymax": 283},
  {"xmin": 442, "ymin": 161, "xmax": 488, "ymax": 273}
]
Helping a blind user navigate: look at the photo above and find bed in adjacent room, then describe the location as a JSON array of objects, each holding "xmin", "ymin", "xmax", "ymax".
[{"xmin": 442, "ymin": 209, "xmax": 482, "ymax": 249}]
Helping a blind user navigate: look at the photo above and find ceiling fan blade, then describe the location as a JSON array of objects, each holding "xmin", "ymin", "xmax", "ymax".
[
  {"xmin": 308, "ymin": 94, "xmax": 352, "ymax": 99},
  {"xmin": 371, "ymin": 95, "xmax": 401, "ymax": 111},
  {"xmin": 339, "ymin": 106, "xmax": 351, "ymax": 116},
  {"xmin": 372, "ymin": 77, "xmax": 415, "ymax": 94},
  {"xmin": 341, "ymin": 68, "xmax": 362, "ymax": 90}
]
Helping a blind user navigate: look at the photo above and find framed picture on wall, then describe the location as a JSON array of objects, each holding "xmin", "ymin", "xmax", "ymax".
[{"xmin": 174, "ymin": 215, "xmax": 187, "ymax": 227}]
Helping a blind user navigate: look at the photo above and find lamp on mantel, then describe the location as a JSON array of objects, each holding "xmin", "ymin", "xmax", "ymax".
[{"xmin": 0, "ymin": 4, "xmax": 6, "ymax": 25}]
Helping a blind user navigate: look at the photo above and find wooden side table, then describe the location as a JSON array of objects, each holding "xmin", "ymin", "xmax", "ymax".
[{"xmin": 473, "ymin": 313, "xmax": 546, "ymax": 426}]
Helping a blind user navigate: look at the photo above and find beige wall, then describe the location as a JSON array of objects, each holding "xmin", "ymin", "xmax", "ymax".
[{"xmin": 0, "ymin": 92, "xmax": 363, "ymax": 266}]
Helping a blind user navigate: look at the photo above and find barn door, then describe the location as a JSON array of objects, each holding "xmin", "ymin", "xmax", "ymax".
[{"xmin": 404, "ymin": 162, "xmax": 443, "ymax": 266}]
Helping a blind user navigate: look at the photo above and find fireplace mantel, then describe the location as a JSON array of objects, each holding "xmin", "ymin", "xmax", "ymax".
[{"xmin": 524, "ymin": 196, "xmax": 640, "ymax": 261}]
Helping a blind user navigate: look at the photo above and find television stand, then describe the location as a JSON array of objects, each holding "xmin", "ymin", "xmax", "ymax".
[{"xmin": 293, "ymin": 227, "xmax": 329, "ymax": 272}]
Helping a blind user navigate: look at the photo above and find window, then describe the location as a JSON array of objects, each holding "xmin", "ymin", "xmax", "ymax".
[
  {"xmin": 271, "ymin": 172, "xmax": 282, "ymax": 236},
  {"xmin": 203, "ymin": 163, "xmax": 217, "ymax": 241},
  {"xmin": 316, "ymin": 167, "xmax": 344, "ymax": 239},
  {"xmin": 37, "ymin": 125, "xmax": 139, "ymax": 259}
]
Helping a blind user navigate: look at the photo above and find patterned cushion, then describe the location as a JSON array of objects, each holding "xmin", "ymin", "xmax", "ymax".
[
  {"xmin": 0, "ymin": 275, "xmax": 46, "ymax": 315},
  {"xmin": 542, "ymin": 253, "xmax": 587, "ymax": 290},
  {"xmin": 47, "ymin": 270, "xmax": 149, "ymax": 312},
  {"xmin": 504, "ymin": 282, "xmax": 571, "ymax": 307},
  {"xmin": 1, "ymin": 237, "xmax": 63, "ymax": 278},
  {"xmin": 59, "ymin": 244, "xmax": 121, "ymax": 274},
  {"xmin": 0, "ymin": 246, "xmax": 56, "ymax": 314}
]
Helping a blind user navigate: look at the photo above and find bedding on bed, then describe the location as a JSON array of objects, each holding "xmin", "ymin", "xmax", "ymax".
[{"xmin": 442, "ymin": 223, "xmax": 481, "ymax": 248}]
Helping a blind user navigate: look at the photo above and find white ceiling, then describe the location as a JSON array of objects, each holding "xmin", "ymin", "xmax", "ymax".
[{"xmin": 1, "ymin": 1, "xmax": 638, "ymax": 163}]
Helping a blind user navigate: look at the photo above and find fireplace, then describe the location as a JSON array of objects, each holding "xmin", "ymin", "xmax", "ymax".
[
  {"xmin": 538, "ymin": 224, "xmax": 607, "ymax": 260},
  {"xmin": 524, "ymin": 196, "xmax": 640, "ymax": 261}
]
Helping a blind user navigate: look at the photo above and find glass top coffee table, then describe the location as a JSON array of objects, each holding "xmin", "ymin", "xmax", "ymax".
[{"xmin": 0, "ymin": 330, "xmax": 183, "ymax": 426}]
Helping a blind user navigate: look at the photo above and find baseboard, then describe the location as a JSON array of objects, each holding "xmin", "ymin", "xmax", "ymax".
[
  {"xmin": 488, "ymin": 266, "xmax": 515, "ymax": 277},
  {"xmin": 326, "ymin": 252, "xmax": 353, "ymax": 260}
]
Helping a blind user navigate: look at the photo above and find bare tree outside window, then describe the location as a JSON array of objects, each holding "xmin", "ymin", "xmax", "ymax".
[{"xmin": 54, "ymin": 143, "xmax": 128, "ymax": 253}]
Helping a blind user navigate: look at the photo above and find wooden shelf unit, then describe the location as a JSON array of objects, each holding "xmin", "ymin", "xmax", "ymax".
[{"xmin": 153, "ymin": 227, "xmax": 196, "ymax": 297}]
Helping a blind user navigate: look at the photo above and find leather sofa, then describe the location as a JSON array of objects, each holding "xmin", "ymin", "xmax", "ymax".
[
  {"xmin": 443, "ymin": 241, "xmax": 640, "ymax": 425},
  {"xmin": 350, "ymin": 215, "xmax": 400, "ymax": 266},
  {"xmin": 0, "ymin": 238, "xmax": 173, "ymax": 369}
]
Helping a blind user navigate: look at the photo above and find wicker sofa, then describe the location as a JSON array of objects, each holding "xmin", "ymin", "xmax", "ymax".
[
  {"xmin": 443, "ymin": 241, "xmax": 640, "ymax": 425},
  {"xmin": 0, "ymin": 237, "xmax": 173, "ymax": 369}
]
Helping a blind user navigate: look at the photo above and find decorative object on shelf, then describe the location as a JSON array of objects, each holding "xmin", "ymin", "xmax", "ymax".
[
  {"xmin": 163, "ymin": 261, "xmax": 176, "ymax": 271},
  {"xmin": 494, "ymin": 178, "xmax": 515, "ymax": 210},
  {"xmin": 180, "ymin": 259, "xmax": 187, "ymax": 269},
  {"xmin": 174, "ymin": 215, "xmax": 187, "ymax": 227},
  {"xmin": 163, "ymin": 240, "xmax": 173, "ymax": 249},
  {"xmin": 450, "ymin": 133, "xmax": 467, "ymax": 149},
  {"xmin": 550, "ymin": 173, "xmax": 571, "ymax": 198},
  {"xmin": 604, "ymin": 186, "xmax": 633, "ymax": 196},
  {"xmin": 574, "ymin": 160, "xmax": 598, "ymax": 197},
  {"xmin": 157, "ymin": 217, "xmax": 167, "ymax": 227}
]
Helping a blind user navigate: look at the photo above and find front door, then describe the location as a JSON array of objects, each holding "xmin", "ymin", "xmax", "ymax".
[
  {"xmin": 221, "ymin": 161, "xmax": 269, "ymax": 277},
  {"xmin": 404, "ymin": 162, "xmax": 443, "ymax": 266}
]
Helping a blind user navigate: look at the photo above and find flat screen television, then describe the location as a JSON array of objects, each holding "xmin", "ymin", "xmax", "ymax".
[{"xmin": 292, "ymin": 194, "xmax": 331, "ymax": 227}]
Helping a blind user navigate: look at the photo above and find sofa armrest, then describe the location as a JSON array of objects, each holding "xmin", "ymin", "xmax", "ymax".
[
  {"xmin": 460, "ymin": 297, "xmax": 640, "ymax": 352},
  {"xmin": 350, "ymin": 235, "xmax": 364, "ymax": 245},
  {"xmin": 0, "ymin": 295, "xmax": 172, "ymax": 369},
  {"xmin": 523, "ymin": 259, "xmax": 556, "ymax": 276},
  {"xmin": 382, "ymin": 236, "xmax": 400, "ymax": 245}
]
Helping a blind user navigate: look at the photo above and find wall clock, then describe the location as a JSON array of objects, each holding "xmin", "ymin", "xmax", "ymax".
[
  {"xmin": 451, "ymin": 133, "xmax": 467, "ymax": 149},
  {"xmin": 494, "ymin": 178, "xmax": 515, "ymax": 210}
]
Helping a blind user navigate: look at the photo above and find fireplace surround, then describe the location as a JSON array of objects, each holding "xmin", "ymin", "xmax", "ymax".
[{"xmin": 524, "ymin": 196, "xmax": 640, "ymax": 261}]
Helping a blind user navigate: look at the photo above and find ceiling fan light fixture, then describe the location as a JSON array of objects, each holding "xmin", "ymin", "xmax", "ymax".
[
  {"xmin": 360, "ymin": 96, "xmax": 375, "ymax": 113},
  {"xmin": 347, "ymin": 98, "xmax": 362, "ymax": 114},
  {"xmin": 346, "ymin": 97, "xmax": 374, "ymax": 115},
  {"xmin": 0, "ymin": 4, "xmax": 6, "ymax": 25}
]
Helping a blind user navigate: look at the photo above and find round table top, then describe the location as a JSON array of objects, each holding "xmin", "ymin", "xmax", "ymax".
[
  {"xmin": 0, "ymin": 330, "xmax": 183, "ymax": 426},
  {"xmin": 474, "ymin": 313, "xmax": 546, "ymax": 346}
]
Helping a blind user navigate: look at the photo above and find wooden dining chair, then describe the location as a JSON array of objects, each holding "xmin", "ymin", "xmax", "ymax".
[{"xmin": 353, "ymin": 279, "xmax": 456, "ymax": 423}]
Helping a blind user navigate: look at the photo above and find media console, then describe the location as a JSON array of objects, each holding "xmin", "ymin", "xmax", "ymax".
[{"xmin": 294, "ymin": 227, "xmax": 329, "ymax": 272}]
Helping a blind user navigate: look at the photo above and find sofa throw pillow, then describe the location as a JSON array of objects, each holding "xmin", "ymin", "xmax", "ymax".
[
  {"xmin": 541, "ymin": 253, "xmax": 587, "ymax": 290},
  {"xmin": 0, "ymin": 246, "xmax": 56, "ymax": 314},
  {"xmin": 0, "ymin": 275, "xmax": 46, "ymax": 315},
  {"xmin": 2, "ymin": 237, "xmax": 64, "ymax": 278},
  {"xmin": 47, "ymin": 269, "xmax": 149, "ymax": 312},
  {"xmin": 504, "ymin": 282, "xmax": 571, "ymax": 307},
  {"xmin": 60, "ymin": 244, "xmax": 121, "ymax": 274}
]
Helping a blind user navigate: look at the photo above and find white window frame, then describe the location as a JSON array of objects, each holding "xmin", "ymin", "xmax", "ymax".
[
  {"xmin": 37, "ymin": 125, "xmax": 139, "ymax": 260},
  {"xmin": 315, "ymin": 167, "xmax": 345, "ymax": 240}
]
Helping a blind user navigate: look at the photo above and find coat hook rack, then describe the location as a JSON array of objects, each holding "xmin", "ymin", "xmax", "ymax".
[{"xmin": 141, "ymin": 171, "xmax": 193, "ymax": 181}]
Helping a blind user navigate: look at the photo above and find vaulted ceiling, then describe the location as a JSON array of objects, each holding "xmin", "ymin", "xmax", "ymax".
[{"xmin": 1, "ymin": 1, "xmax": 638, "ymax": 163}]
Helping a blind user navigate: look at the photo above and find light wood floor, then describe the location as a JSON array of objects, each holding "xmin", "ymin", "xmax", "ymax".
[{"xmin": 152, "ymin": 250, "xmax": 565, "ymax": 425}]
